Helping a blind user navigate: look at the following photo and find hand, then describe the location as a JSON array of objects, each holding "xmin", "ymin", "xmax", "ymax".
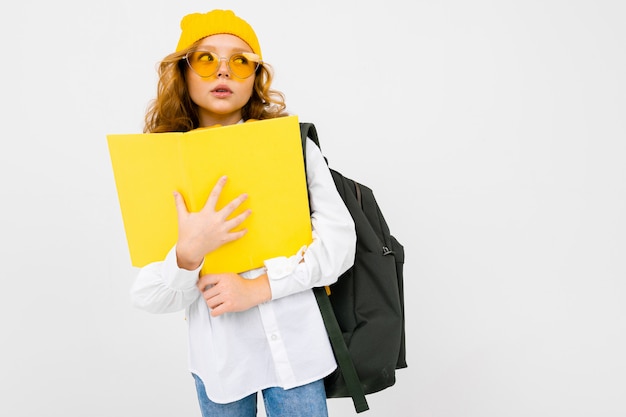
[
  {"xmin": 174, "ymin": 176, "xmax": 251, "ymax": 270},
  {"xmin": 197, "ymin": 272, "xmax": 271, "ymax": 317}
]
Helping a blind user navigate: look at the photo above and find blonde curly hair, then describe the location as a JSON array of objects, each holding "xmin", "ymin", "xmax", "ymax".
[{"xmin": 144, "ymin": 43, "xmax": 287, "ymax": 133}]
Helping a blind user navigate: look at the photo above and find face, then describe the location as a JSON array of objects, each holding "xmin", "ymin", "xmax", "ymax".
[{"xmin": 185, "ymin": 34, "xmax": 257, "ymax": 127}]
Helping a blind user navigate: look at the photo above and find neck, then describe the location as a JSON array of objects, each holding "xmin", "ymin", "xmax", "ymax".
[{"xmin": 198, "ymin": 111, "xmax": 243, "ymax": 128}]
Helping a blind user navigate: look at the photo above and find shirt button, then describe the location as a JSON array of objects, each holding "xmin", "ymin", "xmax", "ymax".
[{"xmin": 270, "ymin": 334, "xmax": 279, "ymax": 341}]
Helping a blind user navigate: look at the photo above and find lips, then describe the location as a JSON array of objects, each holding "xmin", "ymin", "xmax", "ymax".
[{"xmin": 211, "ymin": 84, "xmax": 232, "ymax": 98}]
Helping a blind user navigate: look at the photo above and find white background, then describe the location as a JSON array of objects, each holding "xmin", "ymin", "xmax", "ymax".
[{"xmin": 1, "ymin": 1, "xmax": 625, "ymax": 416}]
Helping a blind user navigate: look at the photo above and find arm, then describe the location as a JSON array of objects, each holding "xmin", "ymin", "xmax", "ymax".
[
  {"xmin": 176, "ymin": 141, "xmax": 356, "ymax": 315},
  {"xmin": 130, "ymin": 246, "xmax": 203, "ymax": 314},
  {"xmin": 264, "ymin": 137, "xmax": 357, "ymax": 300},
  {"xmin": 130, "ymin": 176, "xmax": 251, "ymax": 314}
]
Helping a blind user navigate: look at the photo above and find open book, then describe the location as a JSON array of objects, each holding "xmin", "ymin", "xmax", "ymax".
[{"xmin": 107, "ymin": 115, "xmax": 312, "ymax": 274}]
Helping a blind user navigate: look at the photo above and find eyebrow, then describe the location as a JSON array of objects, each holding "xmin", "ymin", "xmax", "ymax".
[{"xmin": 195, "ymin": 44, "xmax": 251, "ymax": 53}]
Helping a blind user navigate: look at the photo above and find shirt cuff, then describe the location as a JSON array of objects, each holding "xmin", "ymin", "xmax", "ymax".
[
  {"xmin": 163, "ymin": 246, "xmax": 203, "ymax": 290},
  {"xmin": 264, "ymin": 245, "xmax": 306, "ymax": 279}
]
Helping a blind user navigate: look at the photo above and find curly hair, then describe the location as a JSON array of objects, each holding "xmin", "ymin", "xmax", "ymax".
[{"xmin": 144, "ymin": 44, "xmax": 288, "ymax": 133}]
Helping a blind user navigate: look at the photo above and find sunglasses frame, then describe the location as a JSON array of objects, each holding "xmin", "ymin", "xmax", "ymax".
[{"xmin": 184, "ymin": 50, "xmax": 262, "ymax": 79}]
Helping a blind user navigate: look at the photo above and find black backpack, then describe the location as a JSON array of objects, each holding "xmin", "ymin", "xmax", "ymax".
[{"xmin": 299, "ymin": 122, "xmax": 407, "ymax": 413}]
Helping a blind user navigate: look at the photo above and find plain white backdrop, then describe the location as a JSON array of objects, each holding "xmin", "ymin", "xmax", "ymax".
[{"xmin": 1, "ymin": 0, "xmax": 625, "ymax": 416}]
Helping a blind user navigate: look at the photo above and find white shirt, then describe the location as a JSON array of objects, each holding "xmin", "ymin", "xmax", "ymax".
[{"xmin": 130, "ymin": 137, "xmax": 356, "ymax": 403}]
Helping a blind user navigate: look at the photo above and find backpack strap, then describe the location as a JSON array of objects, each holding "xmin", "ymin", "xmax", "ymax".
[
  {"xmin": 300, "ymin": 122, "xmax": 362, "ymax": 206},
  {"xmin": 300, "ymin": 122, "xmax": 370, "ymax": 413},
  {"xmin": 299, "ymin": 122, "xmax": 321, "ymax": 150}
]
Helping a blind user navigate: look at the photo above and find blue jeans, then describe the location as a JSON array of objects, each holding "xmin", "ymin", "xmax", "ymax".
[{"xmin": 192, "ymin": 374, "xmax": 329, "ymax": 417}]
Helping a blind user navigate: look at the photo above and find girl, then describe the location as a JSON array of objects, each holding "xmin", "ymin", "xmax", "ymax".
[{"xmin": 130, "ymin": 9, "xmax": 356, "ymax": 417}]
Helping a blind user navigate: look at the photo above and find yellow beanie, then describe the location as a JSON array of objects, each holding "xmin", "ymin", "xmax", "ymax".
[{"xmin": 175, "ymin": 10, "xmax": 262, "ymax": 59}]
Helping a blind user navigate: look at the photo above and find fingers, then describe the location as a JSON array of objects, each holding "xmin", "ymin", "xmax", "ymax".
[
  {"xmin": 197, "ymin": 274, "xmax": 226, "ymax": 317},
  {"xmin": 197, "ymin": 272, "xmax": 261, "ymax": 317},
  {"xmin": 223, "ymin": 209, "xmax": 251, "ymax": 234},
  {"xmin": 210, "ymin": 304, "xmax": 227, "ymax": 317},
  {"xmin": 203, "ymin": 175, "xmax": 229, "ymax": 212},
  {"xmin": 197, "ymin": 273, "xmax": 218, "ymax": 291},
  {"xmin": 218, "ymin": 192, "xmax": 249, "ymax": 218},
  {"xmin": 202, "ymin": 176, "xmax": 249, "ymax": 221},
  {"xmin": 172, "ymin": 191, "xmax": 189, "ymax": 218},
  {"xmin": 176, "ymin": 176, "xmax": 250, "ymax": 261},
  {"xmin": 204, "ymin": 290, "xmax": 226, "ymax": 317}
]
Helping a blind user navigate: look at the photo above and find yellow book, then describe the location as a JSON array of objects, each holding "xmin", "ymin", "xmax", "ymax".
[{"xmin": 107, "ymin": 115, "xmax": 312, "ymax": 274}]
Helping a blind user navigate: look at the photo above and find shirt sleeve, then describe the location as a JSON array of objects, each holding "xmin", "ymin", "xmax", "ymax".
[
  {"xmin": 130, "ymin": 245, "xmax": 203, "ymax": 314},
  {"xmin": 264, "ymin": 137, "xmax": 357, "ymax": 300}
]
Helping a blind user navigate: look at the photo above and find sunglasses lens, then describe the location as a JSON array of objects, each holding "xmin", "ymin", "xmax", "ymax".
[
  {"xmin": 229, "ymin": 53, "xmax": 258, "ymax": 78},
  {"xmin": 188, "ymin": 51, "xmax": 219, "ymax": 77},
  {"xmin": 186, "ymin": 51, "xmax": 260, "ymax": 78}
]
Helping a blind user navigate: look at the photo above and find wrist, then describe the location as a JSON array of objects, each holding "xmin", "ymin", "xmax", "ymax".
[
  {"xmin": 255, "ymin": 273, "xmax": 272, "ymax": 303},
  {"xmin": 175, "ymin": 245, "xmax": 203, "ymax": 270}
]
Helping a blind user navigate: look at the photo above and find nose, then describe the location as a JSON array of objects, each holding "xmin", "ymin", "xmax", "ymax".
[{"xmin": 216, "ymin": 57, "xmax": 230, "ymax": 78}]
